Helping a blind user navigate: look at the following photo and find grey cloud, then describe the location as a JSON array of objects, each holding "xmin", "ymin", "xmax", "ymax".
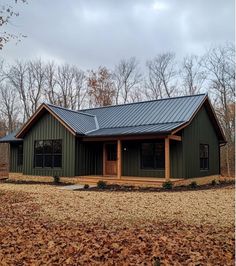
[{"xmin": 1, "ymin": 0, "xmax": 234, "ymax": 69}]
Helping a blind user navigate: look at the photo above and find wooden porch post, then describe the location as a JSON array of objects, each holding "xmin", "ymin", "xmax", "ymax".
[
  {"xmin": 165, "ymin": 137, "xmax": 170, "ymax": 181},
  {"xmin": 117, "ymin": 139, "xmax": 122, "ymax": 179}
]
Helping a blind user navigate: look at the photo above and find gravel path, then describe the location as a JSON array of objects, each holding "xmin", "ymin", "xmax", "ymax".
[{"xmin": 0, "ymin": 183, "xmax": 234, "ymax": 228}]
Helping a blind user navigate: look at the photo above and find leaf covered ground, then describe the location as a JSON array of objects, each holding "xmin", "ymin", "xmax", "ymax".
[{"xmin": 0, "ymin": 183, "xmax": 234, "ymax": 265}]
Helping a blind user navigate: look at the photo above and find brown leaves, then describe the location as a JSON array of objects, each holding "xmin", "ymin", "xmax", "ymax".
[{"xmin": 0, "ymin": 186, "xmax": 234, "ymax": 265}]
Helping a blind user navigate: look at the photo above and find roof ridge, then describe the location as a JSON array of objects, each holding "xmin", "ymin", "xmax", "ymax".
[
  {"xmin": 81, "ymin": 93, "xmax": 207, "ymax": 112},
  {"xmin": 45, "ymin": 103, "xmax": 96, "ymax": 117}
]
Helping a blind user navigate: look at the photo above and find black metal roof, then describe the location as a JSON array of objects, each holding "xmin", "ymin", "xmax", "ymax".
[
  {"xmin": 86, "ymin": 122, "xmax": 185, "ymax": 136},
  {"xmin": 0, "ymin": 131, "xmax": 22, "ymax": 143},
  {"xmin": 82, "ymin": 94, "xmax": 206, "ymax": 130},
  {"xmin": 1, "ymin": 93, "xmax": 225, "ymax": 141},
  {"xmin": 46, "ymin": 104, "xmax": 98, "ymax": 134}
]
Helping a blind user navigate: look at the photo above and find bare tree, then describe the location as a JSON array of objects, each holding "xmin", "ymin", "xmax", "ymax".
[
  {"xmin": 6, "ymin": 60, "xmax": 29, "ymax": 121},
  {"xmin": 181, "ymin": 55, "xmax": 206, "ymax": 95},
  {"xmin": 74, "ymin": 69, "xmax": 87, "ymax": 110},
  {"xmin": 203, "ymin": 44, "xmax": 235, "ymax": 176},
  {"xmin": 113, "ymin": 57, "xmax": 142, "ymax": 104},
  {"xmin": 145, "ymin": 66, "xmax": 162, "ymax": 100},
  {"xmin": 146, "ymin": 52, "xmax": 177, "ymax": 99},
  {"xmin": 130, "ymin": 87, "xmax": 146, "ymax": 103},
  {"xmin": 27, "ymin": 59, "xmax": 46, "ymax": 113},
  {"xmin": 56, "ymin": 64, "xmax": 76, "ymax": 109},
  {"xmin": 44, "ymin": 62, "xmax": 59, "ymax": 105},
  {"xmin": 0, "ymin": 84, "xmax": 19, "ymax": 132},
  {"xmin": 87, "ymin": 67, "xmax": 115, "ymax": 107},
  {"xmin": 0, "ymin": 0, "xmax": 27, "ymax": 49}
]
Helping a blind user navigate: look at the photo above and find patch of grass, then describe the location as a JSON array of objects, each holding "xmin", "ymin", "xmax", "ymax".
[
  {"xmin": 162, "ymin": 181, "xmax": 173, "ymax": 190},
  {"xmin": 189, "ymin": 181, "xmax": 197, "ymax": 189},
  {"xmin": 97, "ymin": 180, "xmax": 107, "ymax": 189}
]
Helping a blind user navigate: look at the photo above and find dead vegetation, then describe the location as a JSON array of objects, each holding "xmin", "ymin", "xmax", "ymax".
[{"xmin": 0, "ymin": 183, "xmax": 234, "ymax": 265}]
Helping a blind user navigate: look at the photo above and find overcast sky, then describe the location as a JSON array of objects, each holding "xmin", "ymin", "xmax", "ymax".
[{"xmin": 1, "ymin": 0, "xmax": 235, "ymax": 69}]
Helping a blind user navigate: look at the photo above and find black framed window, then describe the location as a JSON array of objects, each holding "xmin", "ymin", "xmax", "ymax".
[
  {"xmin": 200, "ymin": 144, "xmax": 209, "ymax": 170},
  {"xmin": 141, "ymin": 141, "xmax": 165, "ymax": 169},
  {"xmin": 34, "ymin": 140, "xmax": 62, "ymax": 168},
  {"xmin": 17, "ymin": 144, "xmax": 23, "ymax": 166}
]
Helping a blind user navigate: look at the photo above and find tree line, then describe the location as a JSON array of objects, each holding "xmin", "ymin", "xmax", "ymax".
[{"xmin": 0, "ymin": 43, "xmax": 234, "ymax": 175}]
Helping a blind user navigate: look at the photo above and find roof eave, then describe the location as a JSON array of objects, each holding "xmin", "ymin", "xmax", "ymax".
[{"xmin": 16, "ymin": 103, "xmax": 77, "ymax": 138}]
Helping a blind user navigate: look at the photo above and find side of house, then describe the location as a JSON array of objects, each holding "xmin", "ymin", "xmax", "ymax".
[{"xmin": 1, "ymin": 94, "xmax": 225, "ymax": 183}]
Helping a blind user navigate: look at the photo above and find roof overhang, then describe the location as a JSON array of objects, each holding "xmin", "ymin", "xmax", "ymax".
[
  {"xmin": 171, "ymin": 95, "xmax": 227, "ymax": 144},
  {"xmin": 16, "ymin": 103, "xmax": 77, "ymax": 139}
]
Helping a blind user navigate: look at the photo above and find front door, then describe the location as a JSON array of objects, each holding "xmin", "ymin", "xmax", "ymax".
[{"xmin": 104, "ymin": 143, "xmax": 117, "ymax": 175}]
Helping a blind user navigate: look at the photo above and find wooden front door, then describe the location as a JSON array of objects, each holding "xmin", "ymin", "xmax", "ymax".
[{"xmin": 104, "ymin": 143, "xmax": 117, "ymax": 175}]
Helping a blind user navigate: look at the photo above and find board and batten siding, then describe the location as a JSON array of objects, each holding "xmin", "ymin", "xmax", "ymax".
[
  {"xmin": 10, "ymin": 143, "xmax": 22, "ymax": 173},
  {"xmin": 182, "ymin": 105, "xmax": 220, "ymax": 178},
  {"xmin": 23, "ymin": 112, "xmax": 76, "ymax": 177},
  {"xmin": 76, "ymin": 141, "xmax": 103, "ymax": 176},
  {"xmin": 122, "ymin": 140, "xmax": 183, "ymax": 178}
]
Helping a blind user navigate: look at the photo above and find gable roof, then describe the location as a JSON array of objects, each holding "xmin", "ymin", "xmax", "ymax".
[
  {"xmin": 46, "ymin": 104, "xmax": 98, "ymax": 134},
  {"xmin": 8, "ymin": 93, "xmax": 225, "ymax": 143}
]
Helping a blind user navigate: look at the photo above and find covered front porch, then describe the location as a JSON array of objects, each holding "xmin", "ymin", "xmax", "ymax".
[{"xmin": 76, "ymin": 134, "xmax": 183, "ymax": 185}]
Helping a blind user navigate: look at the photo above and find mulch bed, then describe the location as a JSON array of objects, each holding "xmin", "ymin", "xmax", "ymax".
[
  {"xmin": 80, "ymin": 180, "xmax": 235, "ymax": 193},
  {"xmin": 0, "ymin": 179, "xmax": 73, "ymax": 186},
  {"xmin": 0, "ymin": 178, "xmax": 234, "ymax": 192}
]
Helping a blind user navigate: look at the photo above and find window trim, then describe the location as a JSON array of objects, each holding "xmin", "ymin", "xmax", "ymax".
[
  {"xmin": 140, "ymin": 141, "xmax": 165, "ymax": 170},
  {"xmin": 199, "ymin": 144, "xmax": 209, "ymax": 171},
  {"xmin": 34, "ymin": 139, "xmax": 62, "ymax": 169}
]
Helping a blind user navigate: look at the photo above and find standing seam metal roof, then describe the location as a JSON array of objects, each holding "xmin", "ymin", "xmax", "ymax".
[
  {"xmin": 46, "ymin": 104, "xmax": 98, "ymax": 134},
  {"xmin": 80, "ymin": 94, "xmax": 206, "ymax": 130},
  {"xmin": 0, "ymin": 94, "xmax": 209, "ymax": 141}
]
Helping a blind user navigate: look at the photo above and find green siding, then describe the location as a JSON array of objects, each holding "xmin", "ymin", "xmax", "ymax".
[
  {"xmin": 182, "ymin": 106, "xmax": 220, "ymax": 178},
  {"xmin": 122, "ymin": 141, "xmax": 165, "ymax": 177},
  {"xmin": 10, "ymin": 143, "xmax": 23, "ymax": 173},
  {"xmin": 76, "ymin": 141, "xmax": 103, "ymax": 176},
  {"xmin": 122, "ymin": 140, "xmax": 183, "ymax": 178},
  {"xmin": 170, "ymin": 140, "xmax": 183, "ymax": 178},
  {"xmin": 23, "ymin": 112, "xmax": 76, "ymax": 177}
]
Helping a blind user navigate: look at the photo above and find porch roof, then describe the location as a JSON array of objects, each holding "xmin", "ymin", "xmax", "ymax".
[
  {"xmin": 0, "ymin": 131, "xmax": 22, "ymax": 143},
  {"xmin": 85, "ymin": 122, "xmax": 184, "ymax": 137}
]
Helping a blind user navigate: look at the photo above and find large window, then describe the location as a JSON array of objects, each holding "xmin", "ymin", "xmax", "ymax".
[
  {"xmin": 200, "ymin": 144, "xmax": 209, "ymax": 170},
  {"xmin": 17, "ymin": 144, "xmax": 23, "ymax": 166},
  {"xmin": 141, "ymin": 141, "xmax": 165, "ymax": 169},
  {"xmin": 34, "ymin": 140, "xmax": 62, "ymax": 168}
]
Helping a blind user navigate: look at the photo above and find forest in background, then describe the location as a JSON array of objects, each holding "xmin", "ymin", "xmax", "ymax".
[{"xmin": 0, "ymin": 42, "xmax": 234, "ymax": 176}]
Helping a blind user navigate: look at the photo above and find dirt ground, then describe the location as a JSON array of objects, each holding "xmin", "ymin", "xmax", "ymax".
[{"xmin": 0, "ymin": 182, "xmax": 234, "ymax": 265}]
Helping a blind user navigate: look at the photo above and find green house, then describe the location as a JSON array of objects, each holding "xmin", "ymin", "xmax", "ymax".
[{"xmin": 0, "ymin": 94, "xmax": 226, "ymax": 185}]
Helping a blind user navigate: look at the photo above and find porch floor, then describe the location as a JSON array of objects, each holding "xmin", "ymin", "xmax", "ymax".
[{"xmin": 75, "ymin": 175, "xmax": 184, "ymax": 187}]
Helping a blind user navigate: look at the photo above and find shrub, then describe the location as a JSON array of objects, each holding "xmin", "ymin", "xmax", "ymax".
[
  {"xmin": 84, "ymin": 184, "xmax": 89, "ymax": 189},
  {"xmin": 189, "ymin": 181, "xmax": 197, "ymax": 189},
  {"xmin": 97, "ymin": 180, "xmax": 107, "ymax": 189},
  {"xmin": 211, "ymin": 179, "xmax": 217, "ymax": 186},
  {"xmin": 162, "ymin": 181, "xmax": 173, "ymax": 190},
  {"xmin": 153, "ymin": 256, "xmax": 161, "ymax": 266},
  {"xmin": 53, "ymin": 175, "xmax": 60, "ymax": 184}
]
